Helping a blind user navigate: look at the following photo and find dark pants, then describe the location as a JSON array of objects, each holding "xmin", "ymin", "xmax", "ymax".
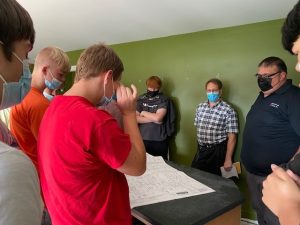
[
  {"xmin": 143, "ymin": 139, "xmax": 168, "ymax": 160},
  {"xmin": 41, "ymin": 208, "xmax": 52, "ymax": 225},
  {"xmin": 191, "ymin": 140, "xmax": 227, "ymax": 175},
  {"xmin": 245, "ymin": 170, "xmax": 280, "ymax": 225}
]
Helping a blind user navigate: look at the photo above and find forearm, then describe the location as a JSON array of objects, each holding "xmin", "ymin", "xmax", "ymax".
[
  {"xmin": 225, "ymin": 143, "xmax": 234, "ymax": 162},
  {"xmin": 278, "ymin": 203, "xmax": 300, "ymax": 225},
  {"xmin": 123, "ymin": 113, "xmax": 146, "ymax": 174},
  {"xmin": 225, "ymin": 134, "xmax": 236, "ymax": 161},
  {"xmin": 141, "ymin": 111, "xmax": 164, "ymax": 123},
  {"xmin": 136, "ymin": 115, "xmax": 152, "ymax": 124}
]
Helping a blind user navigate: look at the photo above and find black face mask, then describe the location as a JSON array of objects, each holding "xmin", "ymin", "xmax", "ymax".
[
  {"xmin": 146, "ymin": 90, "xmax": 159, "ymax": 97},
  {"xmin": 257, "ymin": 77, "xmax": 272, "ymax": 92}
]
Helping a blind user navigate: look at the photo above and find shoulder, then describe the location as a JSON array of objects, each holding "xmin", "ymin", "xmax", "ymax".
[
  {"xmin": 197, "ymin": 101, "xmax": 207, "ymax": 108},
  {"xmin": 288, "ymin": 84, "xmax": 300, "ymax": 95},
  {"xmin": 277, "ymin": 80, "xmax": 300, "ymax": 98},
  {"xmin": 158, "ymin": 93, "xmax": 169, "ymax": 100},
  {"xmin": 0, "ymin": 143, "xmax": 38, "ymax": 179},
  {"xmin": 87, "ymin": 107, "xmax": 117, "ymax": 129},
  {"xmin": 280, "ymin": 85, "xmax": 300, "ymax": 106},
  {"xmin": 138, "ymin": 93, "xmax": 147, "ymax": 101},
  {"xmin": 220, "ymin": 101, "xmax": 237, "ymax": 114},
  {"xmin": 23, "ymin": 89, "xmax": 49, "ymax": 109}
]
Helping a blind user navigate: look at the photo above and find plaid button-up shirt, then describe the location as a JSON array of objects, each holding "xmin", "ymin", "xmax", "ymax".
[{"xmin": 194, "ymin": 100, "xmax": 238, "ymax": 144}]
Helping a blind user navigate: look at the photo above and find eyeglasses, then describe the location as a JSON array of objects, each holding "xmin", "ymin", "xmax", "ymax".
[{"xmin": 255, "ymin": 71, "xmax": 281, "ymax": 79}]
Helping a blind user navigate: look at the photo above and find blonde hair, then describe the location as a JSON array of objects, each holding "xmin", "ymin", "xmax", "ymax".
[
  {"xmin": 74, "ymin": 43, "xmax": 123, "ymax": 82},
  {"xmin": 35, "ymin": 46, "xmax": 70, "ymax": 74}
]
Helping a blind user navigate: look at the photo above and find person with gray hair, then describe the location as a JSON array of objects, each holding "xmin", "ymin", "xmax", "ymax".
[
  {"xmin": 260, "ymin": 2, "xmax": 300, "ymax": 225},
  {"xmin": 241, "ymin": 56, "xmax": 300, "ymax": 225}
]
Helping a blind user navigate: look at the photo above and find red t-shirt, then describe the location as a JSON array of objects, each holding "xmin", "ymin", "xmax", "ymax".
[{"xmin": 38, "ymin": 96, "xmax": 132, "ymax": 225}]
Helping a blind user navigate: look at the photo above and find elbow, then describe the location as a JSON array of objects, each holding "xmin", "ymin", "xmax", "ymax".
[
  {"xmin": 153, "ymin": 117, "xmax": 163, "ymax": 123},
  {"xmin": 130, "ymin": 163, "xmax": 146, "ymax": 176},
  {"xmin": 121, "ymin": 146, "xmax": 147, "ymax": 176},
  {"xmin": 135, "ymin": 154, "xmax": 147, "ymax": 176},
  {"xmin": 135, "ymin": 165, "xmax": 146, "ymax": 176},
  {"xmin": 132, "ymin": 153, "xmax": 147, "ymax": 176}
]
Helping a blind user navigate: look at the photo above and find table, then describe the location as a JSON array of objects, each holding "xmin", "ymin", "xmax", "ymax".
[{"xmin": 132, "ymin": 161, "xmax": 244, "ymax": 225}]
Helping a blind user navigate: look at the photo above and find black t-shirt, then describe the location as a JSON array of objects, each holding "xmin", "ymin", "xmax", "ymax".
[
  {"xmin": 136, "ymin": 92, "xmax": 168, "ymax": 141},
  {"xmin": 241, "ymin": 80, "xmax": 300, "ymax": 176}
]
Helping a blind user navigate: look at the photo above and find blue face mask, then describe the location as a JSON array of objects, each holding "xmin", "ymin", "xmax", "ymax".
[
  {"xmin": 207, "ymin": 92, "xmax": 220, "ymax": 103},
  {"xmin": 43, "ymin": 90, "xmax": 54, "ymax": 101},
  {"xmin": 0, "ymin": 53, "xmax": 32, "ymax": 109},
  {"xmin": 98, "ymin": 77, "xmax": 116, "ymax": 106},
  {"xmin": 45, "ymin": 70, "xmax": 62, "ymax": 90},
  {"xmin": 99, "ymin": 93, "xmax": 116, "ymax": 106}
]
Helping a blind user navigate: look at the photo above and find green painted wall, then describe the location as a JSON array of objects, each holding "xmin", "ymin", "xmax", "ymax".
[{"xmin": 66, "ymin": 19, "xmax": 300, "ymax": 219}]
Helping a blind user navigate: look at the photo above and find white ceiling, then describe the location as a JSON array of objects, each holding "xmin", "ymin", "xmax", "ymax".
[{"xmin": 18, "ymin": 0, "xmax": 298, "ymax": 60}]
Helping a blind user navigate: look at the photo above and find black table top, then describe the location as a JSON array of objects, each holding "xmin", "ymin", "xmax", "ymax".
[{"xmin": 132, "ymin": 161, "xmax": 244, "ymax": 225}]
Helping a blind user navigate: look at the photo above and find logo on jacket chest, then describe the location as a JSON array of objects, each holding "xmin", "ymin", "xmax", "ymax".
[
  {"xmin": 269, "ymin": 102, "xmax": 279, "ymax": 108},
  {"xmin": 142, "ymin": 103, "xmax": 158, "ymax": 108}
]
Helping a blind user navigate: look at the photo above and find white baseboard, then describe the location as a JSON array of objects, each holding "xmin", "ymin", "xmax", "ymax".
[{"xmin": 240, "ymin": 218, "xmax": 258, "ymax": 225}]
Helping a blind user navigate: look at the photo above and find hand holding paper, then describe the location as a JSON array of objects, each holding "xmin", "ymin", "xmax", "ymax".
[{"xmin": 221, "ymin": 162, "xmax": 241, "ymax": 178}]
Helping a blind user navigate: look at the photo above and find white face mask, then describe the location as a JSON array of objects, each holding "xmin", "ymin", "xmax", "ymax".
[{"xmin": 0, "ymin": 52, "xmax": 32, "ymax": 109}]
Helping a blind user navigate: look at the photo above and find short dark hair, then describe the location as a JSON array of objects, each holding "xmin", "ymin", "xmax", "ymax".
[
  {"xmin": 258, "ymin": 56, "xmax": 287, "ymax": 73},
  {"xmin": 281, "ymin": 0, "xmax": 300, "ymax": 54},
  {"xmin": 205, "ymin": 78, "xmax": 223, "ymax": 90},
  {"xmin": 0, "ymin": 0, "xmax": 35, "ymax": 61}
]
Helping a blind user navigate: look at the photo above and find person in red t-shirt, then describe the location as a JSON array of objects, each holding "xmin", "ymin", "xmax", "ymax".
[{"xmin": 38, "ymin": 43, "xmax": 146, "ymax": 225}]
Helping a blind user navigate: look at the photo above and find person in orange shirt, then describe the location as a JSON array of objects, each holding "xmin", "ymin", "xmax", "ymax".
[{"xmin": 10, "ymin": 46, "xmax": 70, "ymax": 169}]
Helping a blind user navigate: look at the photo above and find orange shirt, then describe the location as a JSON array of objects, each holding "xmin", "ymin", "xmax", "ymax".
[{"xmin": 10, "ymin": 87, "xmax": 50, "ymax": 169}]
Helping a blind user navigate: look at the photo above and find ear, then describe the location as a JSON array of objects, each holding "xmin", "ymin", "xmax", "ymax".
[
  {"xmin": 41, "ymin": 66, "xmax": 48, "ymax": 76},
  {"xmin": 103, "ymin": 70, "xmax": 113, "ymax": 84},
  {"xmin": 280, "ymin": 71, "xmax": 287, "ymax": 81}
]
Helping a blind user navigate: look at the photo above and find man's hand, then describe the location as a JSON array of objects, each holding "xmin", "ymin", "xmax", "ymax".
[{"xmin": 116, "ymin": 84, "xmax": 137, "ymax": 116}]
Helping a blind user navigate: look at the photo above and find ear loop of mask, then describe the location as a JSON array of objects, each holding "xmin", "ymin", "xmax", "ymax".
[
  {"xmin": 104, "ymin": 75, "xmax": 115, "ymax": 97},
  {"xmin": 270, "ymin": 73, "xmax": 282, "ymax": 87},
  {"xmin": 0, "ymin": 40, "xmax": 21, "ymax": 68},
  {"xmin": 0, "ymin": 40, "xmax": 26, "ymax": 67},
  {"xmin": 0, "ymin": 75, "xmax": 7, "ymax": 84},
  {"xmin": 12, "ymin": 52, "xmax": 23, "ymax": 64},
  {"xmin": 48, "ymin": 69, "xmax": 62, "ymax": 87},
  {"xmin": 49, "ymin": 69, "xmax": 54, "ymax": 79}
]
